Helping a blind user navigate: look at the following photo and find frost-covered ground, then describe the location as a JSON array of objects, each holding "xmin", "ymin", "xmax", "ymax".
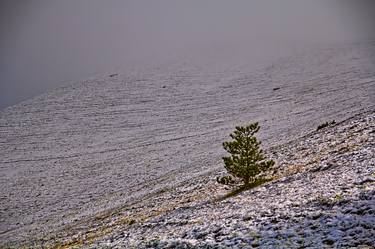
[
  {"xmin": 0, "ymin": 42, "xmax": 374, "ymax": 247},
  {"xmin": 88, "ymin": 110, "xmax": 375, "ymax": 249}
]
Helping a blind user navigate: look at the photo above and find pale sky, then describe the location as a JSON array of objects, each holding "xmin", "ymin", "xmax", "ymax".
[{"xmin": 0, "ymin": 0, "xmax": 374, "ymax": 109}]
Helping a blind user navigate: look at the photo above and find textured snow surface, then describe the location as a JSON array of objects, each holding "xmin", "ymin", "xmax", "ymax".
[
  {"xmin": 0, "ymin": 43, "xmax": 374, "ymax": 245},
  {"xmin": 88, "ymin": 111, "xmax": 375, "ymax": 248}
]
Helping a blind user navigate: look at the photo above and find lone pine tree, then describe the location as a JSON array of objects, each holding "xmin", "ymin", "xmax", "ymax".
[{"xmin": 221, "ymin": 122, "xmax": 274, "ymax": 186}]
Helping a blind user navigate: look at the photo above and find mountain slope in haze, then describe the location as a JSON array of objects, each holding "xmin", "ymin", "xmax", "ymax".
[{"xmin": 0, "ymin": 42, "xmax": 374, "ymax": 246}]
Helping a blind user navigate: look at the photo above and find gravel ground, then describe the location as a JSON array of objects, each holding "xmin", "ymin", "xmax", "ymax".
[{"xmin": 0, "ymin": 42, "xmax": 374, "ymax": 247}]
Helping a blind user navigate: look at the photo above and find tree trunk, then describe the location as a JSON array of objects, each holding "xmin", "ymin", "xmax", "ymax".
[{"xmin": 244, "ymin": 177, "xmax": 250, "ymax": 186}]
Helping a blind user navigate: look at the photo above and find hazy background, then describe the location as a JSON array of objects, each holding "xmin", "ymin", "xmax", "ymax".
[{"xmin": 0, "ymin": 0, "xmax": 374, "ymax": 109}]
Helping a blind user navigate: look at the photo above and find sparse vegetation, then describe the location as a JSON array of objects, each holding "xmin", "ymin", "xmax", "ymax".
[
  {"xmin": 216, "ymin": 178, "xmax": 272, "ymax": 202},
  {"xmin": 312, "ymin": 193, "xmax": 345, "ymax": 207},
  {"xmin": 317, "ymin": 120, "xmax": 336, "ymax": 131},
  {"xmin": 216, "ymin": 175, "xmax": 235, "ymax": 186},
  {"xmin": 218, "ymin": 122, "xmax": 275, "ymax": 187}
]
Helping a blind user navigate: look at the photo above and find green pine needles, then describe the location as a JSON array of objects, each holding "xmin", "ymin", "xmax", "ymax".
[{"xmin": 220, "ymin": 122, "xmax": 275, "ymax": 186}]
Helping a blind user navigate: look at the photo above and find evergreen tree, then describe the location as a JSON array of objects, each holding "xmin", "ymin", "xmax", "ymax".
[{"xmin": 221, "ymin": 122, "xmax": 274, "ymax": 186}]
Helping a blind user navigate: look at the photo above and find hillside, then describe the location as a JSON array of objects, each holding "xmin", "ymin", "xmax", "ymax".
[
  {"xmin": 0, "ymin": 42, "xmax": 374, "ymax": 247},
  {"xmin": 26, "ymin": 110, "xmax": 371, "ymax": 248}
]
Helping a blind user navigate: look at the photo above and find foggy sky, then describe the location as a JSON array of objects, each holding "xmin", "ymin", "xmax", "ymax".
[{"xmin": 0, "ymin": 0, "xmax": 374, "ymax": 109}]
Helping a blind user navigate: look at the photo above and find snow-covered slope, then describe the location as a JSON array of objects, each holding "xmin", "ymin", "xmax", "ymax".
[
  {"xmin": 88, "ymin": 111, "xmax": 375, "ymax": 249},
  {"xmin": 0, "ymin": 42, "xmax": 374, "ymax": 246}
]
